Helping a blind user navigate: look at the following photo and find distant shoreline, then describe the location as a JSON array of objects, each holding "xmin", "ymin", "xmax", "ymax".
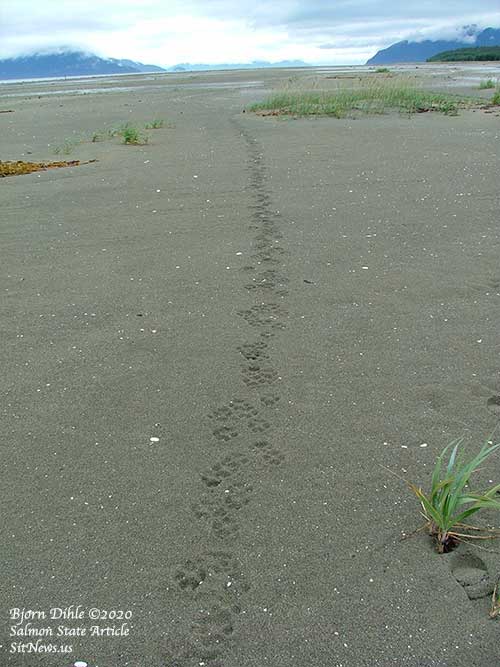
[{"xmin": 0, "ymin": 63, "xmax": 372, "ymax": 86}]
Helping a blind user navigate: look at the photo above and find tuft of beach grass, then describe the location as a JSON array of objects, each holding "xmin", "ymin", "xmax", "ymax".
[
  {"xmin": 479, "ymin": 79, "xmax": 496, "ymax": 90},
  {"xmin": 144, "ymin": 119, "xmax": 165, "ymax": 129},
  {"xmin": 118, "ymin": 124, "xmax": 148, "ymax": 145},
  {"xmin": 408, "ymin": 438, "xmax": 500, "ymax": 553}
]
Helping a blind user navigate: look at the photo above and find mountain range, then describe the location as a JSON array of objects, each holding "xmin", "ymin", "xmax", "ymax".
[
  {"xmin": 0, "ymin": 50, "xmax": 307, "ymax": 80},
  {"xmin": 367, "ymin": 26, "xmax": 500, "ymax": 64},
  {"xmin": 0, "ymin": 51, "xmax": 166, "ymax": 80},
  {"xmin": 168, "ymin": 60, "xmax": 307, "ymax": 72}
]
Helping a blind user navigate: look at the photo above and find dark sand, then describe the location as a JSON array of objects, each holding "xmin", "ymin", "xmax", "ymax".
[{"xmin": 1, "ymin": 65, "xmax": 500, "ymax": 667}]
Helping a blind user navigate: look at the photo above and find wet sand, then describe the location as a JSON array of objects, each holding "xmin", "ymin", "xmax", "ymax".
[{"xmin": 1, "ymin": 65, "xmax": 500, "ymax": 667}]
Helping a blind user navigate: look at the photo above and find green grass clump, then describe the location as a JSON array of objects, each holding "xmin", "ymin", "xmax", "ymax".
[
  {"xmin": 375, "ymin": 67, "xmax": 391, "ymax": 73},
  {"xmin": 144, "ymin": 119, "xmax": 165, "ymax": 129},
  {"xmin": 409, "ymin": 439, "xmax": 500, "ymax": 553},
  {"xmin": 250, "ymin": 80, "xmax": 470, "ymax": 118},
  {"xmin": 492, "ymin": 90, "xmax": 500, "ymax": 105},
  {"xmin": 118, "ymin": 124, "xmax": 148, "ymax": 145},
  {"xmin": 479, "ymin": 79, "xmax": 496, "ymax": 89}
]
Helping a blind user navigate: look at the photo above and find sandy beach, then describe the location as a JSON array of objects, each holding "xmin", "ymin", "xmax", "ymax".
[{"xmin": 1, "ymin": 64, "xmax": 500, "ymax": 667}]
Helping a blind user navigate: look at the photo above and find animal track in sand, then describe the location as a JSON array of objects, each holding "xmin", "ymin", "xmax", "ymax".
[
  {"xmin": 260, "ymin": 393, "xmax": 281, "ymax": 407},
  {"xmin": 449, "ymin": 551, "xmax": 494, "ymax": 600},
  {"xmin": 174, "ymin": 561, "xmax": 207, "ymax": 591},
  {"xmin": 190, "ymin": 604, "xmax": 234, "ymax": 665},
  {"xmin": 237, "ymin": 303, "xmax": 287, "ymax": 330},
  {"xmin": 252, "ymin": 247, "xmax": 287, "ymax": 264},
  {"xmin": 487, "ymin": 396, "xmax": 500, "ymax": 415},
  {"xmin": 247, "ymin": 417, "xmax": 271, "ymax": 434},
  {"xmin": 244, "ymin": 269, "xmax": 289, "ymax": 294},
  {"xmin": 251, "ymin": 439, "xmax": 285, "ymax": 466},
  {"xmin": 237, "ymin": 340, "xmax": 269, "ymax": 361},
  {"xmin": 174, "ymin": 551, "xmax": 248, "ymax": 591},
  {"xmin": 211, "ymin": 425, "xmax": 239, "ymax": 443},
  {"xmin": 194, "ymin": 451, "xmax": 254, "ymax": 540},
  {"xmin": 253, "ymin": 192, "xmax": 272, "ymax": 207},
  {"xmin": 255, "ymin": 226, "xmax": 283, "ymax": 240},
  {"xmin": 209, "ymin": 400, "xmax": 259, "ymax": 422},
  {"xmin": 200, "ymin": 453, "xmax": 250, "ymax": 488},
  {"xmin": 208, "ymin": 400, "xmax": 259, "ymax": 441},
  {"xmin": 254, "ymin": 239, "xmax": 282, "ymax": 251},
  {"xmin": 171, "ymin": 551, "xmax": 249, "ymax": 666},
  {"xmin": 241, "ymin": 363, "xmax": 279, "ymax": 389},
  {"xmin": 193, "ymin": 482, "xmax": 252, "ymax": 540},
  {"xmin": 175, "ymin": 549, "xmax": 250, "ymax": 593},
  {"xmin": 249, "ymin": 219, "xmax": 282, "ymax": 234}
]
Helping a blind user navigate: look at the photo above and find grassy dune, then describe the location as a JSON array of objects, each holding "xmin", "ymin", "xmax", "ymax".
[{"xmin": 250, "ymin": 77, "xmax": 479, "ymax": 117}]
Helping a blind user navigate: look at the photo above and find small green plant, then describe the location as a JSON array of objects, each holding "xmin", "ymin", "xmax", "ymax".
[
  {"xmin": 479, "ymin": 79, "xmax": 496, "ymax": 89},
  {"xmin": 376, "ymin": 67, "xmax": 390, "ymax": 73},
  {"xmin": 119, "ymin": 124, "xmax": 148, "ymax": 145},
  {"xmin": 409, "ymin": 439, "xmax": 500, "ymax": 553},
  {"xmin": 439, "ymin": 99, "xmax": 459, "ymax": 116},
  {"xmin": 492, "ymin": 90, "xmax": 500, "ymax": 105},
  {"xmin": 91, "ymin": 131, "xmax": 105, "ymax": 143},
  {"xmin": 144, "ymin": 119, "xmax": 165, "ymax": 129}
]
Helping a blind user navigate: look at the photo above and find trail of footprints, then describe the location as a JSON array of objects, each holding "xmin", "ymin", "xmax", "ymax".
[
  {"xmin": 170, "ymin": 125, "xmax": 500, "ymax": 665},
  {"xmin": 170, "ymin": 124, "xmax": 290, "ymax": 666}
]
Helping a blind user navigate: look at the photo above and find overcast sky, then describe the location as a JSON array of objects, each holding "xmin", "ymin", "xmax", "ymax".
[{"xmin": 1, "ymin": 1, "xmax": 500, "ymax": 65}]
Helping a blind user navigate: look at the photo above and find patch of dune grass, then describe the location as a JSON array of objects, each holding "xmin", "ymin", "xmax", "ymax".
[
  {"xmin": 250, "ymin": 77, "xmax": 477, "ymax": 118},
  {"xmin": 479, "ymin": 79, "xmax": 496, "ymax": 90},
  {"xmin": 492, "ymin": 90, "xmax": 500, "ymax": 105}
]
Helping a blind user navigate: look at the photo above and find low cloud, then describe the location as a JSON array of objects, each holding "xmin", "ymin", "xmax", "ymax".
[{"xmin": 0, "ymin": 1, "xmax": 499, "ymax": 64}]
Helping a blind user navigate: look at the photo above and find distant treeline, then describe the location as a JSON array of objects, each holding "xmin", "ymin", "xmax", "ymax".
[{"xmin": 428, "ymin": 46, "xmax": 500, "ymax": 62}]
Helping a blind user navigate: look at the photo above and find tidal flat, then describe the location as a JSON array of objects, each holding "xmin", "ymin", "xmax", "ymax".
[{"xmin": 1, "ymin": 63, "xmax": 500, "ymax": 666}]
